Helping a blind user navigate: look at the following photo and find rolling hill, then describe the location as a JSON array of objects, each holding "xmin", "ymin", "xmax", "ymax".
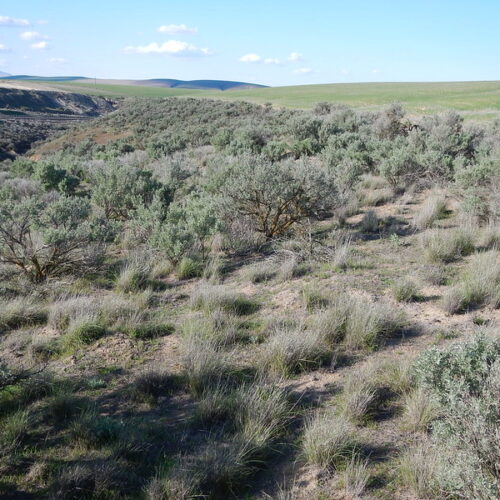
[
  {"xmin": 2, "ymin": 75, "xmax": 267, "ymax": 91},
  {"xmin": 2, "ymin": 78, "xmax": 500, "ymax": 120}
]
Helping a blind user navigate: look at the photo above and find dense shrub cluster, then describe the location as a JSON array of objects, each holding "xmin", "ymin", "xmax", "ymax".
[
  {"xmin": 2, "ymin": 97, "xmax": 498, "ymax": 280},
  {"xmin": 410, "ymin": 335, "xmax": 500, "ymax": 498},
  {"xmin": 1, "ymin": 96, "xmax": 499, "ymax": 499}
]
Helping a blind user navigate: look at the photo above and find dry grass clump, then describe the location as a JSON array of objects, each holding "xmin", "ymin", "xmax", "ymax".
[
  {"xmin": 234, "ymin": 382, "xmax": 291, "ymax": 450},
  {"xmin": 420, "ymin": 226, "xmax": 475, "ymax": 263},
  {"xmin": 202, "ymin": 255, "xmax": 224, "ymax": 284},
  {"xmin": 397, "ymin": 440, "xmax": 441, "ymax": 498},
  {"xmin": 336, "ymin": 197, "xmax": 360, "ymax": 225},
  {"xmin": 149, "ymin": 438, "xmax": 253, "ymax": 500},
  {"xmin": 49, "ymin": 294, "xmax": 143, "ymax": 334},
  {"xmin": 302, "ymin": 409, "xmax": 357, "ymax": 468},
  {"xmin": 342, "ymin": 453, "xmax": 371, "ymax": 499},
  {"xmin": 392, "ymin": 277, "xmax": 420, "ymax": 302},
  {"xmin": 310, "ymin": 293, "xmax": 405, "ymax": 351},
  {"xmin": 276, "ymin": 252, "xmax": 308, "ymax": 281},
  {"xmin": 150, "ymin": 382, "xmax": 291, "ymax": 499},
  {"xmin": 115, "ymin": 253, "xmax": 153, "ymax": 292},
  {"xmin": 412, "ymin": 192, "xmax": 447, "ymax": 229},
  {"xmin": 181, "ymin": 335, "xmax": 236, "ymax": 396},
  {"xmin": 243, "ymin": 260, "xmax": 277, "ymax": 283},
  {"xmin": 193, "ymin": 383, "xmax": 236, "ymax": 426},
  {"xmin": 177, "ymin": 256, "xmax": 204, "ymax": 280},
  {"xmin": 51, "ymin": 462, "xmax": 128, "ymax": 500},
  {"xmin": 331, "ymin": 233, "xmax": 352, "ymax": 270},
  {"xmin": 259, "ymin": 326, "xmax": 331, "ymax": 377},
  {"xmin": 0, "ymin": 409, "xmax": 30, "ymax": 454},
  {"xmin": 190, "ymin": 284, "xmax": 259, "ymax": 316},
  {"xmin": 0, "ymin": 296, "xmax": 47, "ymax": 332},
  {"xmin": 302, "ymin": 287, "xmax": 331, "ymax": 311},
  {"xmin": 339, "ymin": 367, "xmax": 379, "ymax": 423},
  {"xmin": 421, "ymin": 263, "xmax": 448, "ymax": 286},
  {"xmin": 125, "ymin": 322, "xmax": 174, "ymax": 340},
  {"xmin": 362, "ymin": 187, "xmax": 394, "ymax": 207},
  {"xmin": 30, "ymin": 335, "xmax": 59, "ymax": 362},
  {"xmin": 400, "ymin": 388, "xmax": 440, "ymax": 432},
  {"xmin": 69, "ymin": 409, "xmax": 123, "ymax": 448},
  {"xmin": 480, "ymin": 222, "xmax": 500, "ymax": 250},
  {"xmin": 442, "ymin": 250, "xmax": 500, "ymax": 314},
  {"xmin": 59, "ymin": 322, "xmax": 106, "ymax": 353},
  {"xmin": 373, "ymin": 356, "xmax": 414, "ymax": 396},
  {"xmin": 183, "ymin": 310, "xmax": 242, "ymax": 346},
  {"xmin": 343, "ymin": 296, "xmax": 405, "ymax": 351},
  {"xmin": 358, "ymin": 175, "xmax": 394, "ymax": 206},
  {"xmin": 359, "ymin": 175, "xmax": 389, "ymax": 191},
  {"xmin": 131, "ymin": 369, "xmax": 181, "ymax": 404},
  {"xmin": 48, "ymin": 295, "xmax": 97, "ymax": 331},
  {"xmin": 309, "ymin": 302, "xmax": 349, "ymax": 344},
  {"xmin": 359, "ymin": 210, "xmax": 379, "ymax": 233}
]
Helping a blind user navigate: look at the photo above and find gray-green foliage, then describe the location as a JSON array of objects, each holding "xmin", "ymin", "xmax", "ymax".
[
  {"xmin": 414, "ymin": 334, "xmax": 500, "ymax": 499},
  {"xmin": 149, "ymin": 192, "xmax": 220, "ymax": 263},
  {"xmin": 0, "ymin": 184, "xmax": 101, "ymax": 281},
  {"xmin": 217, "ymin": 154, "xmax": 337, "ymax": 239},
  {"xmin": 91, "ymin": 160, "xmax": 172, "ymax": 221}
]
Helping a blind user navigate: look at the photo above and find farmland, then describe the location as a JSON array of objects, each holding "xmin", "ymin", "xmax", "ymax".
[{"xmin": 12, "ymin": 79, "xmax": 500, "ymax": 118}]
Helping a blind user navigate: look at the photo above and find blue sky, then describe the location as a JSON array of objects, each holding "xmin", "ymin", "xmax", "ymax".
[{"xmin": 0, "ymin": 0, "xmax": 499, "ymax": 86}]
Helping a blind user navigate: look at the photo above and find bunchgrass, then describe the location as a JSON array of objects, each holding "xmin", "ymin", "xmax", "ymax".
[
  {"xmin": 400, "ymin": 388, "xmax": 439, "ymax": 432},
  {"xmin": 442, "ymin": 250, "xmax": 500, "ymax": 314},
  {"xmin": 412, "ymin": 192, "xmax": 447, "ymax": 230},
  {"xmin": 0, "ymin": 296, "xmax": 47, "ymax": 332},
  {"xmin": 190, "ymin": 284, "xmax": 259, "ymax": 316},
  {"xmin": 125, "ymin": 322, "xmax": 174, "ymax": 340},
  {"xmin": 302, "ymin": 409, "xmax": 357, "ymax": 468},
  {"xmin": 177, "ymin": 256, "xmax": 204, "ymax": 280},
  {"xmin": 392, "ymin": 277, "xmax": 420, "ymax": 302},
  {"xmin": 181, "ymin": 335, "xmax": 235, "ymax": 396},
  {"xmin": 420, "ymin": 226, "xmax": 475, "ymax": 263},
  {"xmin": 259, "ymin": 326, "xmax": 331, "ymax": 377}
]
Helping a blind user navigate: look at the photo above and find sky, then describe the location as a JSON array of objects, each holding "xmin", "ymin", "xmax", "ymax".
[{"xmin": 0, "ymin": 0, "xmax": 499, "ymax": 86}]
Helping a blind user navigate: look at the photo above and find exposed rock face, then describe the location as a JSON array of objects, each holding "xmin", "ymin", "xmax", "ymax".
[{"xmin": 0, "ymin": 88, "xmax": 117, "ymax": 116}]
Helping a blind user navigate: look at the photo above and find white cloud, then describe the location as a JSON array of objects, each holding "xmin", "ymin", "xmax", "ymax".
[
  {"xmin": 37, "ymin": 20, "xmax": 49, "ymax": 25},
  {"xmin": 0, "ymin": 15, "xmax": 30, "ymax": 27},
  {"xmin": 288, "ymin": 52, "xmax": 303, "ymax": 62},
  {"xmin": 123, "ymin": 40, "xmax": 212, "ymax": 56},
  {"xmin": 30, "ymin": 41, "xmax": 48, "ymax": 50},
  {"xmin": 239, "ymin": 53, "xmax": 261, "ymax": 63},
  {"xmin": 49, "ymin": 57, "xmax": 66, "ymax": 63},
  {"xmin": 20, "ymin": 31, "xmax": 49, "ymax": 41},
  {"xmin": 340, "ymin": 68, "xmax": 350, "ymax": 75},
  {"xmin": 372, "ymin": 68, "xmax": 380, "ymax": 74},
  {"xmin": 294, "ymin": 67, "xmax": 312, "ymax": 74},
  {"xmin": 0, "ymin": 44, "xmax": 12, "ymax": 53},
  {"xmin": 157, "ymin": 24, "xmax": 197, "ymax": 35},
  {"xmin": 264, "ymin": 58, "xmax": 281, "ymax": 65}
]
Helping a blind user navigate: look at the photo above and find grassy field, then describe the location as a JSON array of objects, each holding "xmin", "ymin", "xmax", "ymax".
[{"xmin": 40, "ymin": 80, "xmax": 500, "ymax": 118}]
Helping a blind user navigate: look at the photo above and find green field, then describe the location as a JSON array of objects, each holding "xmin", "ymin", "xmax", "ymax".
[{"xmin": 23, "ymin": 79, "xmax": 500, "ymax": 118}]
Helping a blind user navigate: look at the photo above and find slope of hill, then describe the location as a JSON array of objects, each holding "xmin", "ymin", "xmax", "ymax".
[
  {"xmin": 2, "ymin": 75, "xmax": 267, "ymax": 91},
  {"xmin": 0, "ymin": 97, "xmax": 498, "ymax": 499},
  {"xmin": 12, "ymin": 79, "xmax": 500, "ymax": 120},
  {"xmin": 0, "ymin": 87, "xmax": 116, "ymax": 115}
]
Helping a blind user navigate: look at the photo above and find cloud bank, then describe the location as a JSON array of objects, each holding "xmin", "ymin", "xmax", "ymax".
[
  {"xmin": 124, "ymin": 40, "xmax": 212, "ymax": 56},
  {"xmin": 157, "ymin": 24, "xmax": 197, "ymax": 35},
  {"xmin": 0, "ymin": 15, "xmax": 30, "ymax": 27}
]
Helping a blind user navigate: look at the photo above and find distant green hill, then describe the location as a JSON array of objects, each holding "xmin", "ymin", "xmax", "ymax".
[
  {"xmin": 2, "ymin": 75, "xmax": 266, "ymax": 91},
  {"xmin": 3, "ymin": 79, "xmax": 500, "ymax": 120}
]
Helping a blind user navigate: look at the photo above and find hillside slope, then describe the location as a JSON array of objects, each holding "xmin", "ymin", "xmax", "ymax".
[
  {"xmin": 0, "ymin": 87, "xmax": 116, "ymax": 115},
  {"xmin": 2, "ymin": 75, "xmax": 267, "ymax": 91}
]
